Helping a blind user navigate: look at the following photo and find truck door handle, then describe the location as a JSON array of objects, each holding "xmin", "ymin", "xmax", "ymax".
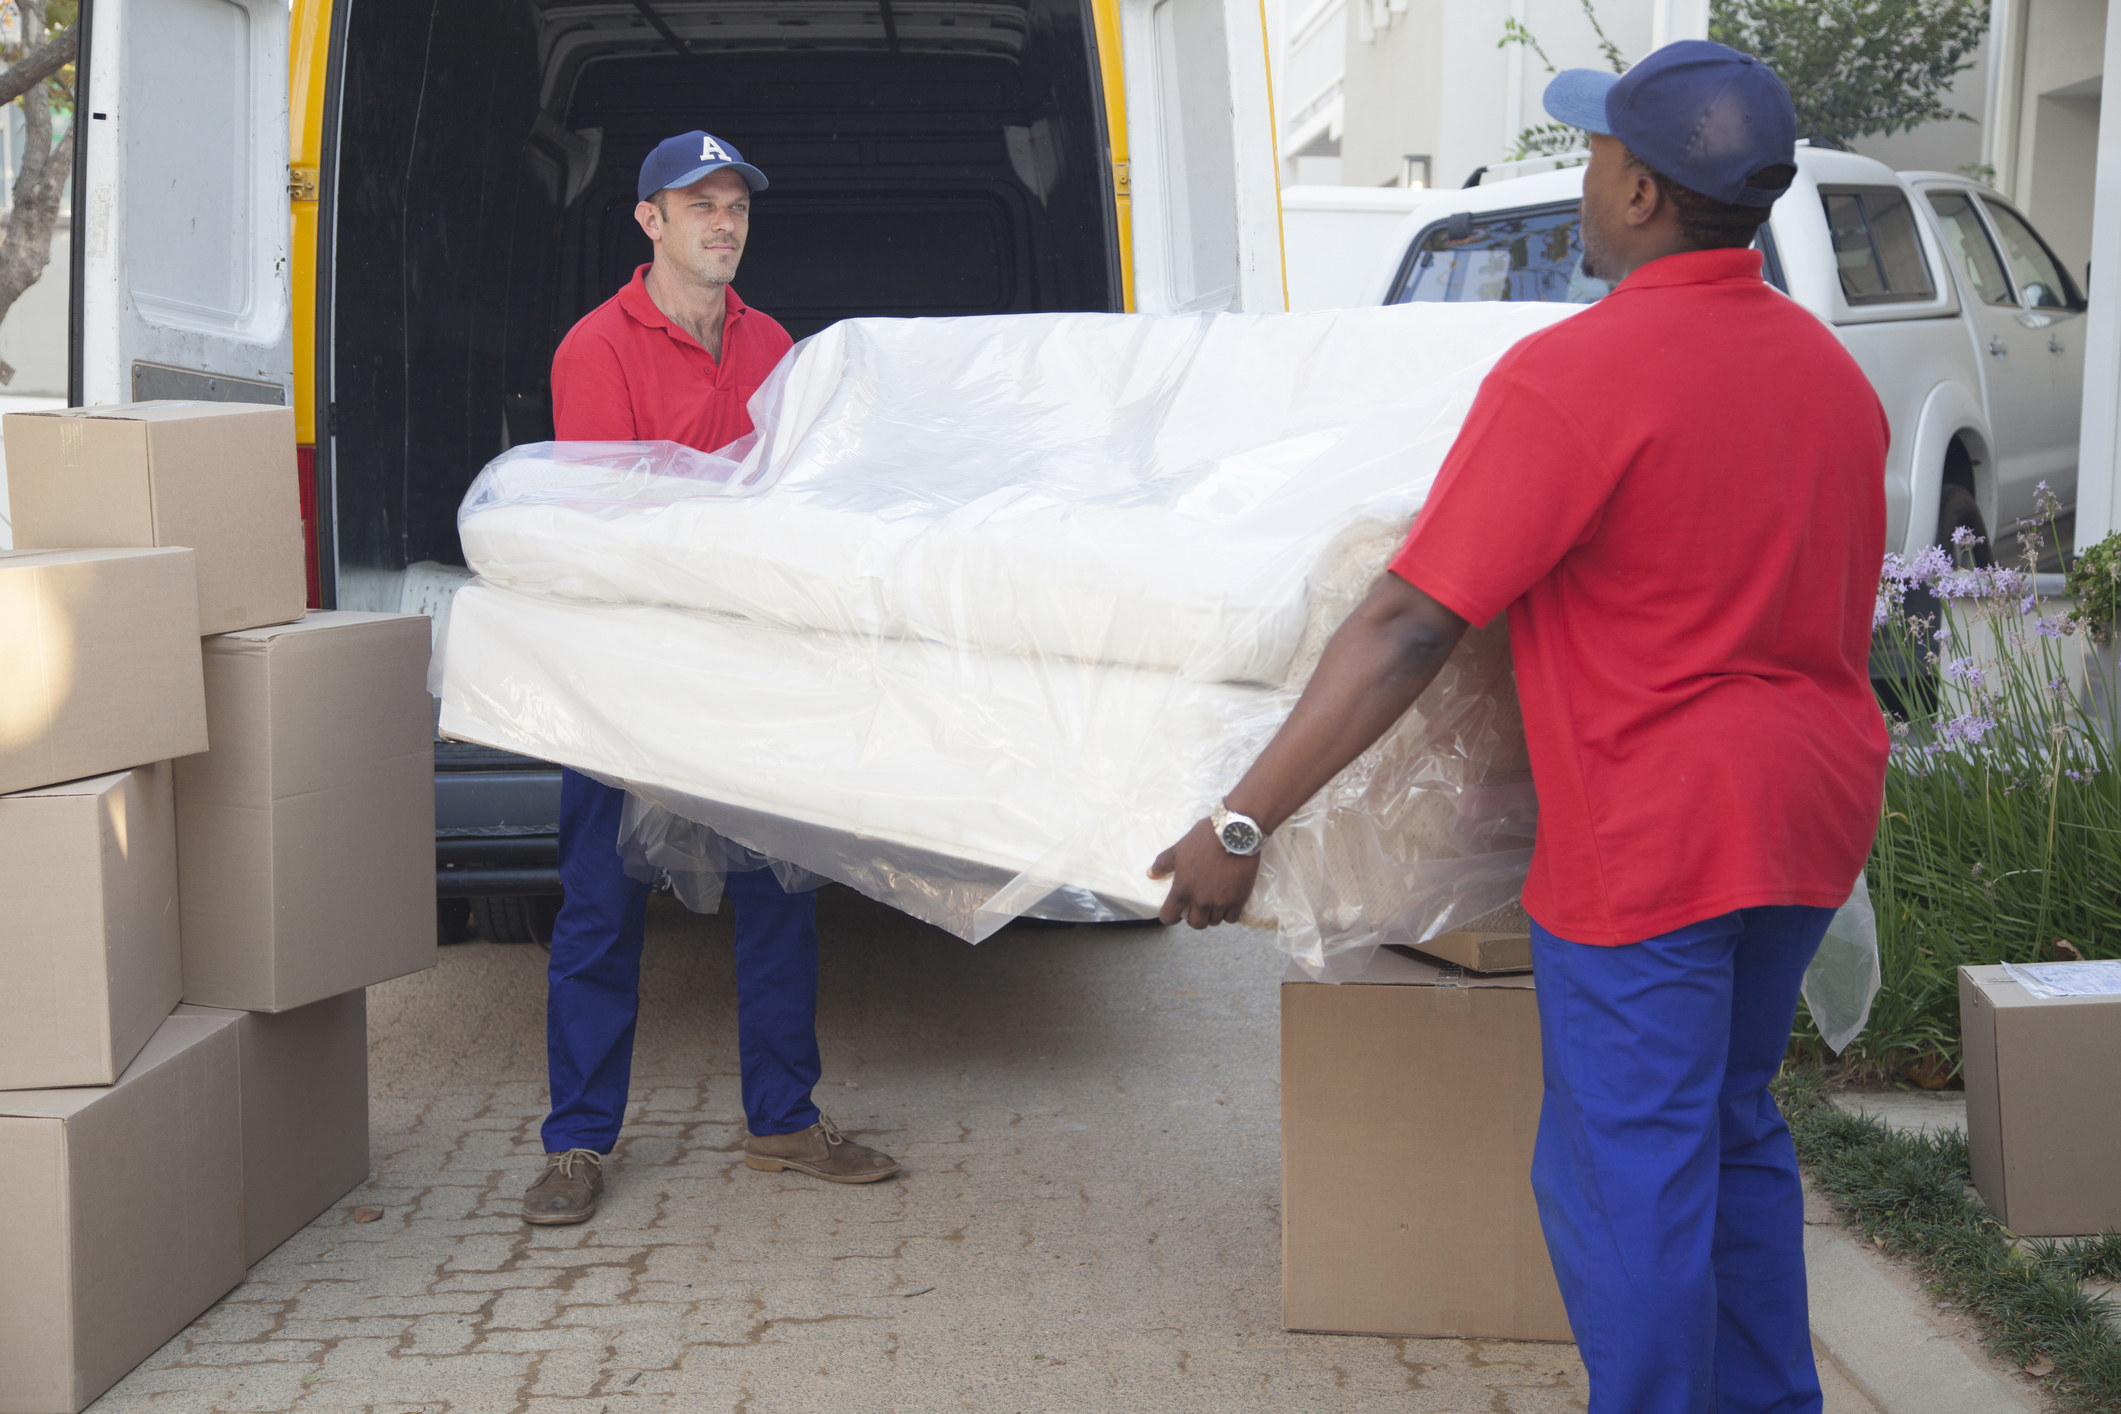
[
  {"xmin": 1988, "ymin": 337, "xmax": 2008, "ymax": 357},
  {"xmin": 2050, "ymin": 334, "xmax": 2066, "ymax": 354}
]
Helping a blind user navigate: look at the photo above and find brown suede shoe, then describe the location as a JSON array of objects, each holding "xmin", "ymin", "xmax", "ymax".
[
  {"xmin": 744, "ymin": 1114, "xmax": 901, "ymax": 1184},
  {"xmin": 521, "ymin": 1148, "xmax": 604, "ymax": 1224}
]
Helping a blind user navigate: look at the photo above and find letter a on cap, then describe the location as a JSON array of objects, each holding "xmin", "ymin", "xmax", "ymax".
[{"xmin": 701, "ymin": 135, "xmax": 730, "ymax": 161}]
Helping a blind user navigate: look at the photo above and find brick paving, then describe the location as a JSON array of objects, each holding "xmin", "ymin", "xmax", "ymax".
[{"xmin": 88, "ymin": 894, "xmax": 1592, "ymax": 1412}]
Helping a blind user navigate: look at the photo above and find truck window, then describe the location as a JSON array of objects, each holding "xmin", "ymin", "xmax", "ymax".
[
  {"xmin": 1979, "ymin": 198, "xmax": 2082, "ymax": 310},
  {"xmin": 1925, "ymin": 192, "xmax": 2015, "ymax": 305},
  {"xmin": 1820, "ymin": 186, "xmax": 1936, "ymax": 305},
  {"xmin": 1388, "ymin": 205, "xmax": 1611, "ymax": 305}
]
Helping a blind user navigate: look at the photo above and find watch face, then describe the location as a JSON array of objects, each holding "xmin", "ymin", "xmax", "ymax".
[{"xmin": 1220, "ymin": 819, "xmax": 1261, "ymax": 854}]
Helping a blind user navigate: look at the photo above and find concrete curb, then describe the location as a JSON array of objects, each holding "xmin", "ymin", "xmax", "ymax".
[{"xmin": 1805, "ymin": 1222, "xmax": 2039, "ymax": 1414}]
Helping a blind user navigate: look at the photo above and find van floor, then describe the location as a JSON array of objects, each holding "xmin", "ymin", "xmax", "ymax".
[{"xmin": 88, "ymin": 894, "xmax": 1597, "ymax": 1412}]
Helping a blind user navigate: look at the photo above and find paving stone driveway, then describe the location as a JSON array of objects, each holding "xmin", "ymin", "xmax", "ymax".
[{"xmin": 92, "ymin": 893, "xmax": 1590, "ymax": 1413}]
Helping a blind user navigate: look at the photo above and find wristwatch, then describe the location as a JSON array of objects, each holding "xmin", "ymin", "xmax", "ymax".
[{"xmin": 1210, "ymin": 801, "xmax": 1266, "ymax": 857}]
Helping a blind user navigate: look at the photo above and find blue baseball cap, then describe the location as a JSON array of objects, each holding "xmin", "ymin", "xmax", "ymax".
[
  {"xmin": 1543, "ymin": 40, "xmax": 1797, "ymax": 207},
  {"xmin": 637, "ymin": 130, "xmax": 768, "ymax": 202}
]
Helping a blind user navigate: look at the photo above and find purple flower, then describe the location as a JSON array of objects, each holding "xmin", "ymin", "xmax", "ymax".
[
  {"xmin": 2022, "ymin": 593, "xmax": 2039, "ymax": 616},
  {"xmin": 2036, "ymin": 617, "xmax": 2063, "ymax": 639},
  {"xmin": 1874, "ymin": 595, "xmax": 1890, "ymax": 629},
  {"xmin": 2065, "ymin": 768, "xmax": 2092, "ymax": 784},
  {"xmin": 1937, "ymin": 712, "xmax": 1996, "ymax": 747},
  {"xmin": 1951, "ymin": 524, "xmax": 1980, "ymax": 549}
]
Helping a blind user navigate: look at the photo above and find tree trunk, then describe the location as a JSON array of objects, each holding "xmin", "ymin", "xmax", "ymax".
[{"xmin": 0, "ymin": 0, "xmax": 75, "ymax": 383}]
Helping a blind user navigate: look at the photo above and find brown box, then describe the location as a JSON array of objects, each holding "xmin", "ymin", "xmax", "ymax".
[
  {"xmin": 1960, "ymin": 965, "xmax": 2121, "ymax": 1236},
  {"xmin": 1282, "ymin": 947, "xmax": 1570, "ymax": 1341},
  {"xmin": 178, "ymin": 993, "xmax": 371, "ymax": 1264},
  {"xmin": 4, "ymin": 401, "xmax": 305, "ymax": 635},
  {"xmin": 1411, "ymin": 900, "xmax": 1535, "ymax": 973},
  {"xmin": 174, "ymin": 612, "xmax": 436, "ymax": 1011},
  {"xmin": 0, "ymin": 1010, "xmax": 245, "ymax": 1414},
  {"xmin": 0, "ymin": 766, "xmax": 182, "ymax": 1089},
  {"xmin": 0, "ymin": 547, "xmax": 207, "ymax": 795}
]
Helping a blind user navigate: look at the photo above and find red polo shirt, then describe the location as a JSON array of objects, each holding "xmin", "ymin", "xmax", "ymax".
[
  {"xmin": 1390, "ymin": 248, "xmax": 1890, "ymax": 947},
  {"xmin": 550, "ymin": 264, "xmax": 793, "ymax": 448}
]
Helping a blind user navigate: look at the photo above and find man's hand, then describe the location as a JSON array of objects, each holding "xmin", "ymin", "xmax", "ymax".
[
  {"xmin": 1150, "ymin": 818, "xmax": 1261, "ymax": 929},
  {"xmin": 1146, "ymin": 573, "xmax": 1469, "ymax": 933}
]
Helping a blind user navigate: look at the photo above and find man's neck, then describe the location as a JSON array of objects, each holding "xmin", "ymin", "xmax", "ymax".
[{"xmin": 643, "ymin": 259, "xmax": 730, "ymax": 358}]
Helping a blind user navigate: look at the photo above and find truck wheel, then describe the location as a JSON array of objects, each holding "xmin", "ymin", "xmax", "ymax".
[
  {"xmin": 437, "ymin": 898, "xmax": 474, "ymax": 945},
  {"xmin": 1937, "ymin": 484, "xmax": 1993, "ymax": 569},
  {"xmin": 471, "ymin": 894, "xmax": 561, "ymax": 945}
]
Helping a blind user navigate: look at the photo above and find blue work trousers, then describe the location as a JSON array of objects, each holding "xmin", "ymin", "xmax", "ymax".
[
  {"xmin": 542, "ymin": 768, "xmax": 823, "ymax": 1154},
  {"xmin": 1530, "ymin": 905, "xmax": 1833, "ymax": 1414}
]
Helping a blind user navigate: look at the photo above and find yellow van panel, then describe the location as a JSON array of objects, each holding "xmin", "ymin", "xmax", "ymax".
[{"xmin": 289, "ymin": 0, "xmax": 332, "ymax": 444}]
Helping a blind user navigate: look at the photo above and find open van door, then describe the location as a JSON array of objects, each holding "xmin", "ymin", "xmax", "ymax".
[
  {"xmin": 1116, "ymin": 0, "xmax": 1285, "ymax": 314},
  {"xmin": 70, "ymin": 0, "xmax": 294, "ymax": 408}
]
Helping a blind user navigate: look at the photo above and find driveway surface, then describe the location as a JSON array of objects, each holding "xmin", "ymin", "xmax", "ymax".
[{"xmin": 90, "ymin": 890, "xmax": 1878, "ymax": 1412}]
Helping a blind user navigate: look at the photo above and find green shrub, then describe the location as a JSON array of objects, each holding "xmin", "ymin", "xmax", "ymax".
[{"xmin": 1793, "ymin": 502, "xmax": 2120, "ymax": 1079}]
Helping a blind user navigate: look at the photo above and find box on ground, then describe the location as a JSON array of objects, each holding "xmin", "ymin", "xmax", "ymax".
[
  {"xmin": 0, "ymin": 1010, "xmax": 245, "ymax": 1414},
  {"xmin": 1960, "ymin": 964, "xmax": 2121, "ymax": 1236},
  {"xmin": 0, "ymin": 765, "xmax": 181, "ymax": 1089},
  {"xmin": 178, "ymin": 992, "xmax": 370, "ymax": 1265},
  {"xmin": 3, "ymin": 402, "xmax": 305, "ymax": 635},
  {"xmin": 176, "ymin": 611, "xmax": 436, "ymax": 1010},
  {"xmin": 1282, "ymin": 946, "xmax": 1570, "ymax": 1341},
  {"xmin": 0, "ymin": 547, "xmax": 206, "ymax": 795}
]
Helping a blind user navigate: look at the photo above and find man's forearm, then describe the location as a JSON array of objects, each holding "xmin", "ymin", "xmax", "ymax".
[{"xmin": 1224, "ymin": 575, "xmax": 1468, "ymax": 833}]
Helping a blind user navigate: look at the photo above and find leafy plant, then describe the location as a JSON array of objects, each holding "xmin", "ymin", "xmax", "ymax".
[
  {"xmin": 1497, "ymin": 0, "xmax": 1627, "ymax": 162},
  {"xmin": 1793, "ymin": 491, "xmax": 2121, "ymax": 1080},
  {"xmin": 0, "ymin": 0, "xmax": 79, "ymax": 382},
  {"xmin": 2067, "ymin": 530, "xmax": 2121, "ymax": 644},
  {"xmin": 1709, "ymin": 0, "xmax": 1989, "ymax": 148}
]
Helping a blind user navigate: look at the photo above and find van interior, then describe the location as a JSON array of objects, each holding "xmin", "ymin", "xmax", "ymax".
[{"xmin": 326, "ymin": 0, "xmax": 1119, "ymax": 609}]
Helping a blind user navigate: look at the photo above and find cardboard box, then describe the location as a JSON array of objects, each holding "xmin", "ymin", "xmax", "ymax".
[
  {"xmin": 0, "ymin": 765, "xmax": 182, "ymax": 1089},
  {"xmin": 178, "ymin": 993, "xmax": 371, "ymax": 1265},
  {"xmin": 175, "ymin": 612, "xmax": 436, "ymax": 1010},
  {"xmin": 1960, "ymin": 964, "xmax": 2121, "ymax": 1236},
  {"xmin": 1282, "ymin": 947, "xmax": 1570, "ymax": 1341},
  {"xmin": 1412, "ymin": 901, "xmax": 1534, "ymax": 973},
  {"xmin": 0, "ymin": 1010, "xmax": 246, "ymax": 1414},
  {"xmin": 4, "ymin": 402, "xmax": 306, "ymax": 635},
  {"xmin": 0, "ymin": 546, "xmax": 207, "ymax": 795}
]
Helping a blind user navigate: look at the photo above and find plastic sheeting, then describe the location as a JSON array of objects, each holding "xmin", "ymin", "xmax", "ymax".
[
  {"xmin": 437, "ymin": 304, "xmax": 1581, "ymax": 974},
  {"xmin": 1803, "ymin": 876, "xmax": 1881, "ymax": 1054}
]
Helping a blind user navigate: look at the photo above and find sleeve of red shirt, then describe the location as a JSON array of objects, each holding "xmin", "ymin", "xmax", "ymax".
[
  {"xmin": 1387, "ymin": 364, "xmax": 1626, "ymax": 627},
  {"xmin": 550, "ymin": 329, "xmax": 639, "ymax": 441}
]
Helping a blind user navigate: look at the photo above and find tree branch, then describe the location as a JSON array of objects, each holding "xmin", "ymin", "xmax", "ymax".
[{"xmin": 0, "ymin": 21, "xmax": 77, "ymax": 110}]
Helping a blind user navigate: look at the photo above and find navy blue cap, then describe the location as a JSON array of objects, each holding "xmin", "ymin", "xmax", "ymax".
[
  {"xmin": 1542, "ymin": 40, "xmax": 1797, "ymax": 207},
  {"xmin": 637, "ymin": 130, "xmax": 768, "ymax": 202}
]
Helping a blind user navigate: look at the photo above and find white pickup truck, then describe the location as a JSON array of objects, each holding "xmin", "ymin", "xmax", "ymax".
[{"xmin": 1357, "ymin": 147, "xmax": 2086, "ymax": 563}]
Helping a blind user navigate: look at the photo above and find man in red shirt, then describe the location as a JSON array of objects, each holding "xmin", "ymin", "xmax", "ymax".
[
  {"xmin": 1154, "ymin": 44, "xmax": 1887, "ymax": 1414},
  {"xmin": 522, "ymin": 131, "xmax": 900, "ymax": 1227}
]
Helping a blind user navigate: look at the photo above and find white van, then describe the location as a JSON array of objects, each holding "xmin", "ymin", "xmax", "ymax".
[{"xmin": 1357, "ymin": 147, "xmax": 2088, "ymax": 562}]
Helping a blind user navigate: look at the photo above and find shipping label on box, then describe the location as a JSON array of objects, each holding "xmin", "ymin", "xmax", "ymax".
[
  {"xmin": 1281, "ymin": 947, "xmax": 1570, "ymax": 1342},
  {"xmin": 1960, "ymin": 964, "xmax": 2121, "ymax": 1237},
  {"xmin": 4, "ymin": 401, "xmax": 305, "ymax": 635},
  {"xmin": 177, "ymin": 994, "xmax": 371, "ymax": 1265},
  {"xmin": 0, "ymin": 547, "xmax": 207, "ymax": 795},
  {"xmin": 176, "ymin": 612, "xmax": 436, "ymax": 1011},
  {"xmin": 0, "ymin": 1010, "xmax": 245, "ymax": 1414},
  {"xmin": 0, "ymin": 765, "xmax": 182, "ymax": 1089}
]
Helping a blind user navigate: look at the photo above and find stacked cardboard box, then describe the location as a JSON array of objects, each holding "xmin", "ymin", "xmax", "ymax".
[
  {"xmin": 1281, "ymin": 945, "xmax": 1570, "ymax": 1342},
  {"xmin": 0, "ymin": 402, "xmax": 438, "ymax": 1412}
]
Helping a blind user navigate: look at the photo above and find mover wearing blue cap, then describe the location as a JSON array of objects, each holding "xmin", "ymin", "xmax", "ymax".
[
  {"xmin": 521, "ymin": 131, "xmax": 902, "ymax": 1229},
  {"xmin": 1153, "ymin": 41, "xmax": 1888, "ymax": 1414}
]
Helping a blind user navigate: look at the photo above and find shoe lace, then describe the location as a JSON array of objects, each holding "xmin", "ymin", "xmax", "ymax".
[
  {"xmin": 548, "ymin": 1148, "xmax": 603, "ymax": 1180},
  {"xmin": 815, "ymin": 1113, "xmax": 848, "ymax": 1148}
]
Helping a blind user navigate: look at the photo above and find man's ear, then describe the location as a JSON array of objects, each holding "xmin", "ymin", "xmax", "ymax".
[
  {"xmin": 634, "ymin": 199, "xmax": 663, "ymax": 244},
  {"xmin": 1625, "ymin": 168, "xmax": 1663, "ymax": 230}
]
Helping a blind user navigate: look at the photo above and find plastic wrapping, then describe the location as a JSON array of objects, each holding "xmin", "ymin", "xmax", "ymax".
[
  {"xmin": 437, "ymin": 303, "xmax": 1581, "ymax": 972},
  {"xmin": 1802, "ymin": 876, "xmax": 1881, "ymax": 1053}
]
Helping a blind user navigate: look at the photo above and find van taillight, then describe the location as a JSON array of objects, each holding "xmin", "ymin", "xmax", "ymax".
[{"xmin": 296, "ymin": 444, "xmax": 321, "ymax": 609}]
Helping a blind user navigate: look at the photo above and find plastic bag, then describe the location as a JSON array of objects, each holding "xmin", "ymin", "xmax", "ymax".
[
  {"xmin": 614, "ymin": 788, "xmax": 823, "ymax": 912},
  {"xmin": 435, "ymin": 304, "xmax": 1582, "ymax": 971},
  {"xmin": 1802, "ymin": 875, "xmax": 1881, "ymax": 1053}
]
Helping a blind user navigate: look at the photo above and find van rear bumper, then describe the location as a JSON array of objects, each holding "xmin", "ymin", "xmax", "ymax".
[{"xmin": 435, "ymin": 743, "xmax": 562, "ymax": 897}]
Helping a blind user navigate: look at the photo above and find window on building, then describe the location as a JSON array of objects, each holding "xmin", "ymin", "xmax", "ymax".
[
  {"xmin": 1389, "ymin": 204, "xmax": 1611, "ymax": 305},
  {"xmin": 1820, "ymin": 186, "xmax": 1936, "ymax": 305},
  {"xmin": 1980, "ymin": 198, "xmax": 2081, "ymax": 310},
  {"xmin": 1926, "ymin": 191, "xmax": 2016, "ymax": 305}
]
